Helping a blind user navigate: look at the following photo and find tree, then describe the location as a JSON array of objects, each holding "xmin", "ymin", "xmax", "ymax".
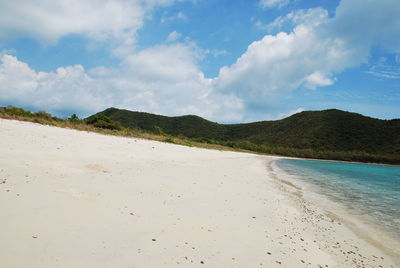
[{"xmin": 68, "ymin": 114, "xmax": 79, "ymax": 122}]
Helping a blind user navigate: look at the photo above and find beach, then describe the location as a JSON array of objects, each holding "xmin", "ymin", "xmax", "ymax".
[{"xmin": 0, "ymin": 118, "xmax": 398, "ymax": 267}]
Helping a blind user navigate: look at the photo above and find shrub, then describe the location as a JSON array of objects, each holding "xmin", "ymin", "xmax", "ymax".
[
  {"xmin": 35, "ymin": 110, "xmax": 52, "ymax": 119},
  {"xmin": 4, "ymin": 106, "xmax": 33, "ymax": 117},
  {"xmin": 85, "ymin": 114, "xmax": 122, "ymax": 130},
  {"xmin": 177, "ymin": 134, "xmax": 187, "ymax": 140},
  {"xmin": 163, "ymin": 137, "xmax": 175, "ymax": 144},
  {"xmin": 154, "ymin": 126, "xmax": 167, "ymax": 136},
  {"xmin": 68, "ymin": 114, "xmax": 80, "ymax": 122}
]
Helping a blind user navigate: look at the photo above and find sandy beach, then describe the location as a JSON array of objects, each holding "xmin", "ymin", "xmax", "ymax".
[{"xmin": 0, "ymin": 118, "xmax": 398, "ymax": 268}]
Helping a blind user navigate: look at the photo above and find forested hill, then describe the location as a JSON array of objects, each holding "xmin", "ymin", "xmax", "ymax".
[{"xmin": 91, "ymin": 107, "xmax": 400, "ymax": 163}]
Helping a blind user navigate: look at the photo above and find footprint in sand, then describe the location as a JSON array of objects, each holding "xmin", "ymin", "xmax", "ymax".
[{"xmin": 85, "ymin": 164, "xmax": 110, "ymax": 173}]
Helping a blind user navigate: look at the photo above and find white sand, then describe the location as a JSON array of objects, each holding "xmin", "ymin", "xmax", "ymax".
[{"xmin": 0, "ymin": 118, "xmax": 398, "ymax": 267}]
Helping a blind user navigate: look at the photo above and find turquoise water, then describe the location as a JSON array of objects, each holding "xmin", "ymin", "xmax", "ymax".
[{"xmin": 275, "ymin": 159, "xmax": 400, "ymax": 238}]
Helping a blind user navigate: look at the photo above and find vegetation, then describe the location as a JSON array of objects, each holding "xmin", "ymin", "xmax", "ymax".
[
  {"xmin": 96, "ymin": 108, "xmax": 225, "ymax": 139},
  {"xmin": 68, "ymin": 113, "xmax": 80, "ymax": 122},
  {"xmin": 85, "ymin": 114, "xmax": 122, "ymax": 130},
  {"xmin": 94, "ymin": 107, "xmax": 400, "ymax": 164},
  {"xmin": 1, "ymin": 105, "xmax": 399, "ymax": 164},
  {"xmin": 0, "ymin": 106, "xmax": 243, "ymax": 154}
]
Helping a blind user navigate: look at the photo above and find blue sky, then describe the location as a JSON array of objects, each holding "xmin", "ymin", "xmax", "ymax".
[{"xmin": 0, "ymin": 0, "xmax": 399, "ymax": 122}]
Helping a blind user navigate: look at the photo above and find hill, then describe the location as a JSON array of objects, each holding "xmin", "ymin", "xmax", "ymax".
[
  {"xmin": 90, "ymin": 108, "xmax": 400, "ymax": 164},
  {"xmin": 98, "ymin": 108, "xmax": 226, "ymax": 139}
]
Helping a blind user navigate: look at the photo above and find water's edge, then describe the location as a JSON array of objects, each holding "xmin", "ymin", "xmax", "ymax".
[{"xmin": 269, "ymin": 159, "xmax": 400, "ymax": 261}]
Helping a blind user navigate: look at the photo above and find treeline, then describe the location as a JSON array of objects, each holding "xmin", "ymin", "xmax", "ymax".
[
  {"xmin": 0, "ymin": 106, "xmax": 128, "ymax": 136},
  {"xmin": 0, "ymin": 106, "xmax": 122, "ymax": 130},
  {"xmin": 96, "ymin": 107, "xmax": 400, "ymax": 164},
  {"xmin": 187, "ymin": 137, "xmax": 400, "ymax": 164}
]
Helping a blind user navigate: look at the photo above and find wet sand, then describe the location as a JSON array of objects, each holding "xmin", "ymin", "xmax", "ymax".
[{"xmin": 0, "ymin": 118, "xmax": 398, "ymax": 267}]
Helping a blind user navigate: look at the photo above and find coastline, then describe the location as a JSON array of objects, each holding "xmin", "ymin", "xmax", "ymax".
[
  {"xmin": 283, "ymin": 156, "xmax": 400, "ymax": 167},
  {"xmin": 271, "ymin": 159, "xmax": 400, "ymax": 264},
  {"xmin": 0, "ymin": 119, "xmax": 398, "ymax": 267}
]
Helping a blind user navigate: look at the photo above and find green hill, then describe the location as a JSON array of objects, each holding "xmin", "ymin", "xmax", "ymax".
[
  {"xmin": 90, "ymin": 108, "xmax": 400, "ymax": 164},
  {"xmin": 98, "ymin": 108, "xmax": 226, "ymax": 139}
]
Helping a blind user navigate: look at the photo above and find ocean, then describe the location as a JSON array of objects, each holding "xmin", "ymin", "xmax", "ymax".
[{"xmin": 274, "ymin": 159, "xmax": 400, "ymax": 240}]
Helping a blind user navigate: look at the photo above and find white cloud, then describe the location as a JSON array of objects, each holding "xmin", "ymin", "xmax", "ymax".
[
  {"xmin": 0, "ymin": 0, "xmax": 189, "ymax": 58},
  {"xmin": 214, "ymin": 25, "xmax": 346, "ymax": 107},
  {"xmin": 1, "ymin": 0, "xmax": 399, "ymax": 122},
  {"xmin": 0, "ymin": 49, "xmax": 243, "ymax": 121},
  {"xmin": 278, "ymin": 108, "xmax": 304, "ymax": 119},
  {"xmin": 328, "ymin": 0, "xmax": 400, "ymax": 54},
  {"xmin": 263, "ymin": 8, "xmax": 328, "ymax": 32},
  {"xmin": 0, "ymin": 55, "xmax": 105, "ymax": 114},
  {"xmin": 161, "ymin": 11, "xmax": 188, "ymax": 23},
  {"xmin": 0, "ymin": 0, "xmax": 146, "ymax": 43},
  {"xmin": 202, "ymin": 49, "xmax": 228, "ymax": 58},
  {"xmin": 166, "ymin": 31, "xmax": 182, "ymax": 42},
  {"xmin": 260, "ymin": 0, "xmax": 290, "ymax": 9},
  {"xmin": 366, "ymin": 59, "xmax": 400, "ymax": 79},
  {"xmin": 215, "ymin": 0, "xmax": 400, "ymax": 109},
  {"xmin": 96, "ymin": 42, "xmax": 244, "ymax": 121},
  {"xmin": 0, "ymin": 0, "xmax": 244, "ymax": 121},
  {"xmin": 304, "ymin": 72, "xmax": 335, "ymax": 89}
]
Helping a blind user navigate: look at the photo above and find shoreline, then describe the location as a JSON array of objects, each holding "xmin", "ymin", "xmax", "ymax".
[
  {"xmin": 270, "ymin": 159, "xmax": 400, "ymax": 263},
  {"xmin": 0, "ymin": 118, "xmax": 398, "ymax": 267},
  {"xmin": 282, "ymin": 156, "xmax": 400, "ymax": 167}
]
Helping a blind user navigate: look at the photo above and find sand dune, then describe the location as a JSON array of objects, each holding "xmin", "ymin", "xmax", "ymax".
[{"xmin": 0, "ymin": 118, "xmax": 398, "ymax": 267}]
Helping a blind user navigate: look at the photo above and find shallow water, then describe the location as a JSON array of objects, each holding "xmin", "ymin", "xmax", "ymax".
[{"xmin": 275, "ymin": 159, "xmax": 400, "ymax": 239}]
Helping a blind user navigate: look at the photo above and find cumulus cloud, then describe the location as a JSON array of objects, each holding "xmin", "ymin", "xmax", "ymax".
[
  {"xmin": 328, "ymin": 0, "xmax": 400, "ymax": 54},
  {"xmin": 0, "ymin": 48, "xmax": 243, "ymax": 121},
  {"xmin": 304, "ymin": 72, "xmax": 335, "ymax": 89},
  {"xmin": 1, "ymin": 0, "xmax": 399, "ymax": 122},
  {"xmin": 0, "ymin": 0, "xmax": 188, "ymax": 57},
  {"xmin": 215, "ymin": 0, "xmax": 400, "ymax": 109},
  {"xmin": 214, "ymin": 25, "xmax": 343, "ymax": 106},
  {"xmin": 0, "ymin": 0, "xmax": 145, "ymax": 43},
  {"xmin": 0, "ymin": 0, "xmax": 244, "ymax": 121},
  {"xmin": 0, "ymin": 55, "xmax": 106, "ymax": 114}
]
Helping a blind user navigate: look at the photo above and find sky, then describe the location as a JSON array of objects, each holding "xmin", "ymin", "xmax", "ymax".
[{"xmin": 0, "ymin": 0, "xmax": 399, "ymax": 123}]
